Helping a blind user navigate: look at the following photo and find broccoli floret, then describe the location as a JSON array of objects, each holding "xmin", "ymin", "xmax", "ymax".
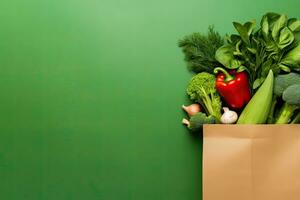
[
  {"xmin": 182, "ymin": 112, "xmax": 216, "ymax": 132},
  {"xmin": 274, "ymin": 73, "xmax": 300, "ymax": 97},
  {"xmin": 269, "ymin": 73, "xmax": 300, "ymax": 123},
  {"xmin": 276, "ymin": 84, "xmax": 300, "ymax": 124},
  {"xmin": 187, "ymin": 72, "xmax": 222, "ymax": 121},
  {"xmin": 283, "ymin": 84, "xmax": 300, "ymax": 104}
]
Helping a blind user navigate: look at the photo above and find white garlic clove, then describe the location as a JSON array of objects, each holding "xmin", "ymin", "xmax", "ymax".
[{"xmin": 221, "ymin": 107, "xmax": 238, "ymax": 124}]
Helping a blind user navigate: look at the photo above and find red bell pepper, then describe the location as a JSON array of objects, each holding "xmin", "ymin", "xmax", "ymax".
[{"xmin": 214, "ymin": 67, "xmax": 251, "ymax": 109}]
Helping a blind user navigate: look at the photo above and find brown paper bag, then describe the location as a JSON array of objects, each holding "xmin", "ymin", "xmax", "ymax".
[{"xmin": 203, "ymin": 124, "xmax": 300, "ymax": 200}]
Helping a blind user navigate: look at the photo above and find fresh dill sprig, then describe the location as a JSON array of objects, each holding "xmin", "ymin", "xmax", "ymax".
[{"xmin": 178, "ymin": 26, "xmax": 224, "ymax": 73}]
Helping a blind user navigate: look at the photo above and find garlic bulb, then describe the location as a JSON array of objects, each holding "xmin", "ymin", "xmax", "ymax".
[
  {"xmin": 221, "ymin": 107, "xmax": 238, "ymax": 124},
  {"xmin": 182, "ymin": 104, "xmax": 201, "ymax": 116}
]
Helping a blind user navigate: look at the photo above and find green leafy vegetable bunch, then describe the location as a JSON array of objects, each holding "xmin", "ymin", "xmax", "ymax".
[{"xmin": 215, "ymin": 12, "xmax": 300, "ymax": 89}]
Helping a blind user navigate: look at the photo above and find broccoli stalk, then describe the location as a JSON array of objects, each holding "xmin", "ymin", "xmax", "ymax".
[
  {"xmin": 187, "ymin": 72, "xmax": 222, "ymax": 121},
  {"xmin": 199, "ymin": 87, "xmax": 218, "ymax": 118},
  {"xmin": 291, "ymin": 112, "xmax": 300, "ymax": 124},
  {"xmin": 276, "ymin": 103, "xmax": 299, "ymax": 124}
]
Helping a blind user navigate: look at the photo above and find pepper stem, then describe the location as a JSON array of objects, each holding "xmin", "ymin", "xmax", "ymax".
[{"xmin": 214, "ymin": 67, "xmax": 234, "ymax": 82}]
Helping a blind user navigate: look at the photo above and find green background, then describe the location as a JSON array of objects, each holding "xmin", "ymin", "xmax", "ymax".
[{"xmin": 0, "ymin": 0, "xmax": 299, "ymax": 199}]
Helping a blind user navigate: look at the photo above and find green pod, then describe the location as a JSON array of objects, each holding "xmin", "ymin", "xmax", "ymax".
[{"xmin": 237, "ymin": 70, "xmax": 274, "ymax": 124}]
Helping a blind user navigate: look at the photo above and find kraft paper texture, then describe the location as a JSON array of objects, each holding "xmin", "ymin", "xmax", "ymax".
[{"xmin": 203, "ymin": 125, "xmax": 300, "ymax": 200}]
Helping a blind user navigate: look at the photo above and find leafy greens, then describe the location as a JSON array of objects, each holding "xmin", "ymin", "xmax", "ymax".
[{"xmin": 215, "ymin": 12, "xmax": 300, "ymax": 89}]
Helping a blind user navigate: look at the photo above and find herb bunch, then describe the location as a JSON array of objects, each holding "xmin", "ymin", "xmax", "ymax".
[{"xmin": 178, "ymin": 26, "xmax": 224, "ymax": 74}]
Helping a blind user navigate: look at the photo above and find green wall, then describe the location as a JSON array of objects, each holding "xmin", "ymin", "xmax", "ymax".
[{"xmin": 0, "ymin": 0, "xmax": 299, "ymax": 199}]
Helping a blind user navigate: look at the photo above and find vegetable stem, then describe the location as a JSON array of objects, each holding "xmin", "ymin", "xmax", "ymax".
[
  {"xmin": 275, "ymin": 103, "xmax": 298, "ymax": 124},
  {"xmin": 214, "ymin": 67, "xmax": 234, "ymax": 82},
  {"xmin": 291, "ymin": 112, "xmax": 300, "ymax": 124}
]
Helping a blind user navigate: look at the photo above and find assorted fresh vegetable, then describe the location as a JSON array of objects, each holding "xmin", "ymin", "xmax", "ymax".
[
  {"xmin": 214, "ymin": 67, "xmax": 251, "ymax": 109},
  {"xmin": 182, "ymin": 104, "xmax": 201, "ymax": 116},
  {"xmin": 179, "ymin": 12, "xmax": 300, "ymax": 130},
  {"xmin": 215, "ymin": 13, "xmax": 300, "ymax": 89},
  {"xmin": 220, "ymin": 107, "xmax": 238, "ymax": 124},
  {"xmin": 182, "ymin": 112, "xmax": 216, "ymax": 132},
  {"xmin": 271, "ymin": 73, "xmax": 300, "ymax": 123},
  {"xmin": 186, "ymin": 72, "xmax": 222, "ymax": 121},
  {"xmin": 276, "ymin": 85, "xmax": 300, "ymax": 124},
  {"xmin": 178, "ymin": 26, "xmax": 224, "ymax": 73},
  {"xmin": 237, "ymin": 70, "xmax": 274, "ymax": 124}
]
